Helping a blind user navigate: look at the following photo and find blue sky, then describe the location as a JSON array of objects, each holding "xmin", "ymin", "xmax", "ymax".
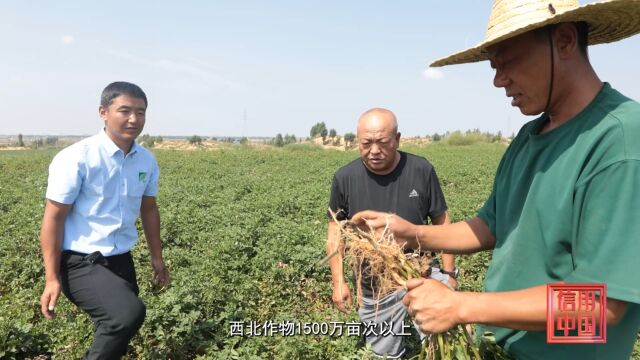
[{"xmin": 1, "ymin": 1, "xmax": 638, "ymax": 138}]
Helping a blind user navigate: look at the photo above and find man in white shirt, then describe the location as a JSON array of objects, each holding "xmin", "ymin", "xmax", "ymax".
[{"xmin": 39, "ymin": 81, "xmax": 169, "ymax": 359}]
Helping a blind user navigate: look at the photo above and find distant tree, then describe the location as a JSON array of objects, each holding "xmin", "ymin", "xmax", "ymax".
[
  {"xmin": 493, "ymin": 131, "xmax": 503, "ymax": 143},
  {"xmin": 329, "ymin": 128, "xmax": 337, "ymax": 138},
  {"xmin": 240, "ymin": 137, "xmax": 248, "ymax": 145},
  {"xmin": 156, "ymin": 136, "xmax": 163, "ymax": 143},
  {"xmin": 140, "ymin": 134, "xmax": 155, "ymax": 148},
  {"xmin": 189, "ymin": 135, "xmax": 203, "ymax": 145},
  {"xmin": 343, "ymin": 132, "xmax": 356, "ymax": 148},
  {"xmin": 274, "ymin": 133, "xmax": 284, "ymax": 147},
  {"xmin": 284, "ymin": 134, "xmax": 297, "ymax": 145},
  {"xmin": 432, "ymin": 133, "xmax": 442, "ymax": 142},
  {"xmin": 32, "ymin": 138, "xmax": 44, "ymax": 149},
  {"xmin": 343, "ymin": 132, "xmax": 356, "ymax": 143},
  {"xmin": 17, "ymin": 134, "xmax": 24, "ymax": 147},
  {"xmin": 45, "ymin": 137, "xmax": 58, "ymax": 146},
  {"xmin": 446, "ymin": 130, "xmax": 481, "ymax": 146},
  {"xmin": 310, "ymin": 122, "xmax": 327, "ymax": 138},
  {"xmin": 320, "ymin": 128, "xmax": 328, "ymax": 143}
]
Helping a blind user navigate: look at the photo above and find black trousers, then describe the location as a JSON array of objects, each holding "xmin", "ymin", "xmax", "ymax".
[{"xmin": 60, "ymin": 251, "xmax": 146, "ymax": 360}]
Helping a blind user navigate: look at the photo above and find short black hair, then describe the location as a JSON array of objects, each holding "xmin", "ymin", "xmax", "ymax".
[{"xmin": 100, "ymin": 81, "xmax": 148, "ymax": 108}]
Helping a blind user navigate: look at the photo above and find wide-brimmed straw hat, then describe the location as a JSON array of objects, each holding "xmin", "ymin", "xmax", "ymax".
[{"xmin": 431, "ymin": 0, "xmax": 640, "ymax": 67}]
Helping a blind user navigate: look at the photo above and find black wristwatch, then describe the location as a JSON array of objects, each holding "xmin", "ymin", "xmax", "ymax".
[{"xmin": 441, "ymin": 267, "xmax": 459, "ymax": 279}]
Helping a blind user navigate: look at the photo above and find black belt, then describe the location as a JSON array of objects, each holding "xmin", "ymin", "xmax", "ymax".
[{"xmin": 63, "ymin": 250, "xmax": 130, "ymax": 266}]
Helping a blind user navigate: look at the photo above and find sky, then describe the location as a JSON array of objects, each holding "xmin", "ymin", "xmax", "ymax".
[{"xmin": 1, "ymin": 0, "xmax": 638, "ymax": 138}]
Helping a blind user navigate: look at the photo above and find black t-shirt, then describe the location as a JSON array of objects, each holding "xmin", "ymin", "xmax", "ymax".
[
  {"xmin": 328, "ymin": 151, "xmax": 448, "ymax": 295},
  {"xmin": 329, "ymin": 151, "xmax": 447, "ymax": 224}
]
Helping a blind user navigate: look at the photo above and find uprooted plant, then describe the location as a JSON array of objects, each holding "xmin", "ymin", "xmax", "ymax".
[{"xmin": 321, "ymin": 209, "xmax": 481, "ymax": 360}]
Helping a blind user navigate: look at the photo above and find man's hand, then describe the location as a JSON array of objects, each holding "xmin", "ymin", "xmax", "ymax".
[
  {"xmin": 40, "ymin": 280, "xmax": 61, "ymax": 319},
  {"xmin": 351, "ymin": 210, "xmax": 418, "ymax": 247},
  {"xmin": 331, "ymin": 281, "xmax": 353, "ymax": 314},
  {"xmin": 403, "ymin": 278, "xmax": 462, "ymax": 334},
  {"xmin": 151, "ymin": 258, "xmax": 170, "ymax": 288}
]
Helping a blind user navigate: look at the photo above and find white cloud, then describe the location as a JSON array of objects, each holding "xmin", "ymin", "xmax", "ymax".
[
  {"xmin": 61, "ymin": 35, "xmax": 75, "ymax": 45},
  {"xmin": 423, "ymin": 67, "xmax": 444, "ymax": 80}
]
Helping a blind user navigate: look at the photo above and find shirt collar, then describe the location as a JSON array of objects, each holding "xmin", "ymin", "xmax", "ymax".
[{"xmin": 98, "ymin": 129, "xmax": 139, "ymax": 157}]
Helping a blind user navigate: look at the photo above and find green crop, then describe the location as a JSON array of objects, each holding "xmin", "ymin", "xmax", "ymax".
[{"xmin": 1, "ymin": 143, "xmax": 636, "ymax": 359}]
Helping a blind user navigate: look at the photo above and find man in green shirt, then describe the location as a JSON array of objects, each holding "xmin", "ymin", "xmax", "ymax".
[{"xmin": 352, "ymin": 0, "xmax": 640, "ymax": 358}]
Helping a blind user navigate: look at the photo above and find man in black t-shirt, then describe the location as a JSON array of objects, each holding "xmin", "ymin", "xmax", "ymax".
[{"xmin": 326, "ymin": 108, "xmax": 457, "ymax": 358}]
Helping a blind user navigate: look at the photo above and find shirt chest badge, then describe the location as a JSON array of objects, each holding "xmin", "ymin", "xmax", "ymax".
[
  {"xmin": 138, "ymin": 172, "xmax": 147, "ymax": 183},
  {"xmin": 409, "ymin": 189, "xmax": 419, "ymax": 198}
]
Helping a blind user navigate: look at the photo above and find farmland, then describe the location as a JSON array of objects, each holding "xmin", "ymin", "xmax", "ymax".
[{"xmin": 1, "ymin": 143, "xmax": 638, "ymax": 359}]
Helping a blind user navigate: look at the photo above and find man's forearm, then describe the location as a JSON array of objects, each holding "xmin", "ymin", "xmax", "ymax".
[
  {"xmin": 326, "ymin": 221, "xmax": 346, "ymax": 285},
  {"xmin": 327, "ymin": 248, "xmax": 346, "ymax": 286},
  {"xmin": 415, "ymin": 217, "xmax": 496, "ymax": 254},
  {"xmin": 39, "ymin": 200, "xmax": 70, "ymax": 318},
  {"xmin": 430, "ymin": 211, "xmax": 455, "ymax": 271},
  {"xmin": 40, "ymin": 222, "xmax": 63, "ymax": 282},
  {"xmin": 456, "ymin": 285, "xmax": 548, "ymax": 330},
  {"xmin": 141, "ymin": 203, "xmax": 163, "ymax": 260},
  {"xmin": 40, "ymin": 203, "xmax": 67, "ymax": 282},
  {"xmin": 456, "ymin": 284, "xmax": 628, "ymax": 330},
  {"xmin": 441, "ymin": 253, "xmax": 456, "ymax": 272}
]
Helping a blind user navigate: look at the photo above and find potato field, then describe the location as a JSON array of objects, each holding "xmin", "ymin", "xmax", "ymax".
[{"xmin": 1, "ymin": 143, "xmax": 638, "ymax": 359}]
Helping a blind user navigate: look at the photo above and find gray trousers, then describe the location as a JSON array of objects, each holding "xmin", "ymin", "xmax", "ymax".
[
  {"xmin": 358, "ymin": 268, "xmax": 450, "ymax": 358},
  {"xmin": 60, "ymin": 251, "xmax": 146, "ymax": 360}
]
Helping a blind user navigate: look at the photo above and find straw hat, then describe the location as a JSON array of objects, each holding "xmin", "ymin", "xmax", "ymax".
[{"xmin": 431, "ymin": 0, "xmax": 640, "ymax": 67}]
